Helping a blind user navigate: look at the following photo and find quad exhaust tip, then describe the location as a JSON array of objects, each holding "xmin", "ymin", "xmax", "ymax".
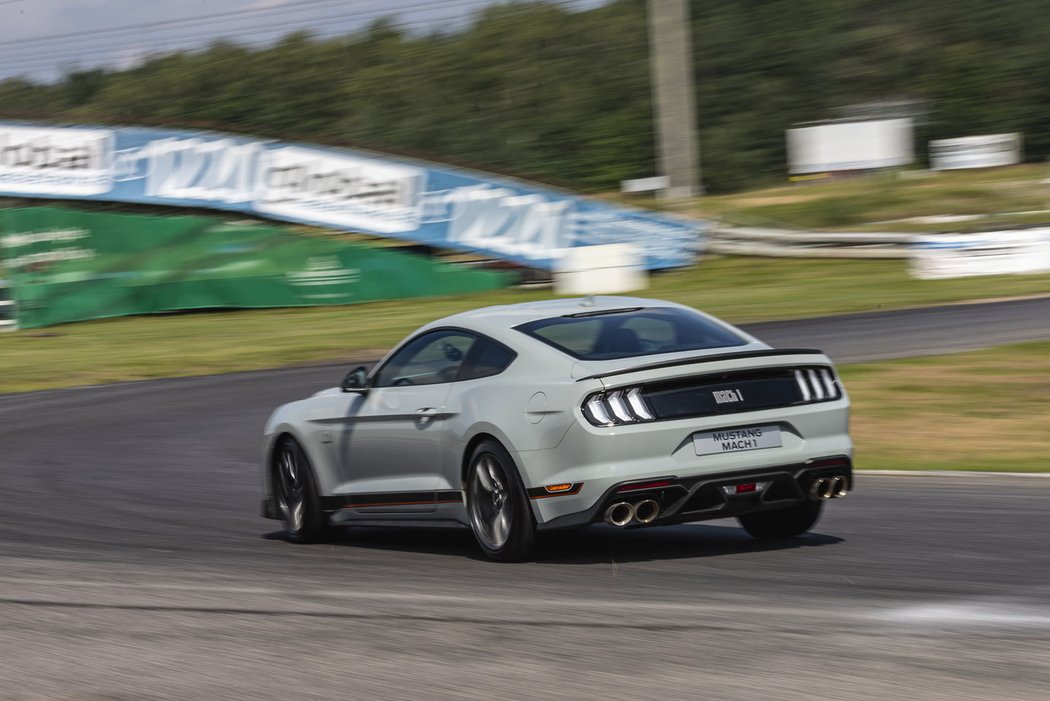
[
  {"xmin": 604, "ymin": 499, "xmax": 661, "ymax": 527},
  {"xmin": 604, "ymin": 502, "xmax": 635, "ymax": 527},
  {"xmin": 634, "ymin": 499, "xmax": 660, "ymax": 525},
  {"xmin": 810, "ymin": 476, "xmax": 848, "ymax": 500}
]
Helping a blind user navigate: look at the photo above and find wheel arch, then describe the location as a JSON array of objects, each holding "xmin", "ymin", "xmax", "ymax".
[
  {"xmin": 461, "ymin": 432, "xmax": 499, "ymax": 489},
  {"xmin": 460, "ymin": 425, "xmax": 525, "ymax": 489},
  {"xmin": 264, "ymin": 430, "xmax": 295, "ymax": 498},
  {"xmin": 264, "ymin": 426, "xmax": 326, "ymax": 496}
]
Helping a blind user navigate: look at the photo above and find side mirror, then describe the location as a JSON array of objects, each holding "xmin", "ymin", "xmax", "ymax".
[{"xmin": 340, "ymin": 366, "xmax": 370, "ymax": 393}]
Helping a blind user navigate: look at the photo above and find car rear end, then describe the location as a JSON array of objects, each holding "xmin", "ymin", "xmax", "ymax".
[{"xmin": 509, "ymin": 304, "xmax": 852, "ymax": 530}]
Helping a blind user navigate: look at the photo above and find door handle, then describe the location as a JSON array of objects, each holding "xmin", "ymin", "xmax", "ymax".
[{"xmin": 415, "ymin": 407, "xmax": 438, "ymax": 427}]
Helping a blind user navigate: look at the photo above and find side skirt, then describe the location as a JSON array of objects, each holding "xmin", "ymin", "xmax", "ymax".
[
  {"xmin": 332, "ymin": 519, "xmax": 469, "ymax": 530},
  {"xmin": 321, "ymin": 490, "xmax": 463, "ymax": 510},
  {"xmin": 323, "ymin": 491, "xmax": 469, "ymax": 527}
]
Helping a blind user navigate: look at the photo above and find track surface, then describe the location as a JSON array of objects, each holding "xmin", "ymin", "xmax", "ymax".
[
  {"xmin": 2, "ymin": 299, "xmax": 1050, "ymax": 700},
  {"xmin": 742, "ymin": 295, "xmax": 1050, "ymax": 362}
]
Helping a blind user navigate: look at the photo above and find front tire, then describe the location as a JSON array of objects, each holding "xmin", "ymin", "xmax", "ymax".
[
  {"xmin": 738, "ymin": 501, "xmax": 823, "ymax": 540},
  {"xmin": 466, "ymin": 440, "xmax": 536, "ymax": 562},
  {"xmin": 274, "ymin": 436, "xmax": 330, "ymax": 543}
]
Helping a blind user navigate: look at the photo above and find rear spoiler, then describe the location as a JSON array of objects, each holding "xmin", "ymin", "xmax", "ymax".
[{"xmin": 574, "ymin": 348, "xmax": 826, "ymax": 382}]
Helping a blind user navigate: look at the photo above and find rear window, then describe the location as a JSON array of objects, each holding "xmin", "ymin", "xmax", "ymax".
[{"xmin": 516, "ymin": 307, "xmax": 748, "ymax": 361}]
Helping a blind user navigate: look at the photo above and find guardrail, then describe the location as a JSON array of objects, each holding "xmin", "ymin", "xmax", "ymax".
[
  {"xmin": 0, "ymin": 279, "xmax": 17, "ymax": 331},
  {"xmin": 708, "ymin": 225, "xmax": 914, "ymax": 258}
]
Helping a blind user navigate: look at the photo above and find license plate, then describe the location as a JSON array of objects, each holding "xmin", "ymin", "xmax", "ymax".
[{"xmin": 693, "ymin": 425, "xmax": 782, "ymax": 456}]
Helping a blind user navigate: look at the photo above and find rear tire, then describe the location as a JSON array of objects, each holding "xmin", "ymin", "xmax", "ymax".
[
  {"xmin": 738, "ymin": 501, "xmax": 823, "ymax": 540},
  {"xmin": 466, "ymin": 440, "xmax": 536, "ymax": 562},
  {"xmin": 274, "ymin": 436, "xmax": 331, "ymax": 543}
]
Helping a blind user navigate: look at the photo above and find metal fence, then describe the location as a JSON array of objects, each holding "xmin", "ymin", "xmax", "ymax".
[{"xmin": 708, "ymin": 225, "xmax": 914, "ymax": 258}]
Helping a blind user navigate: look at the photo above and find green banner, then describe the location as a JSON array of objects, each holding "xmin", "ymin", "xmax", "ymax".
[{"xmin": 0, "ymin": 207, "xmax": 508, "ymax": 329}]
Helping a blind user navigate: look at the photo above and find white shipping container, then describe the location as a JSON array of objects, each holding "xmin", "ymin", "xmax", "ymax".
[{"xmin": 787, "ymin": 119, "xmax": 914, "ymax": 174}]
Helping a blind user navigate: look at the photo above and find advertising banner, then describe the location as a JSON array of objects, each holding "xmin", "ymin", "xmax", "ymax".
[
  {"xmin": 0, "ymin": 122, "xmax": 700, "ymax": 270},
  {"xmin": 0, "ymin": 206, "xmax": 508, "ymax": 329},
  {"xmin": 910, "ymin": 229, "xmax": 1050, "ymax": 279},
  {"xmin": 929, "ymin": 133, "xmax": 1023, "ymax": 171},
  {"xmin": 0, "ymin": 124, "xmax": 114, "ymax": 196}
]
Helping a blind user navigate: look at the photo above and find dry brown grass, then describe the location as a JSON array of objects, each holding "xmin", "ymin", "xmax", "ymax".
[{"xmin": 841, "ymin": 342, "xmax": 1050, "ymax": 471}]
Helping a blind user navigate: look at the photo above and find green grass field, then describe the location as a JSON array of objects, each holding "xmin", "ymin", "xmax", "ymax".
[
  {"xmin": 841, "ymin": 341, "xmax": 1050, "ymax": 472},
  {"xmin": 689, "ymin": 164, "xmax": 1050, "ymax": 231},
  {"xmin": 5, "ymin": 167, "xmax": 1049, "ymax": 473},
  {"xmin": 2, "ymin": 254, "xmax": 1049, "ymax": 394},
  {"xmin": 3, "ymin": 261, "xmax": 1047, "ymax": 471}
]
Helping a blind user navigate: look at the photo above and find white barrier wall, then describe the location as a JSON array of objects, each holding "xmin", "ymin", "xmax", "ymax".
[
  {"xmin": 553, "ymin": 244, "xmax": 648, "ymax": 295},
  {"xmin": 929, "ymin": 134, "xmax": 1023, "ymax": 170},
  {"xmin": 787, "ymin": 119, "xmax": 914, "ymax": 174},
  {"xmin": 910, "ymin": 230, "xmax": 1050, "ymax": 279}
]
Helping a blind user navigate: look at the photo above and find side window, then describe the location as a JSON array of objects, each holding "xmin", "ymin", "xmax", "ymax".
[
  {"xmin": 374, "ymin": 331, "xmax": 477, "ymax": 387},
  {"xmin": 459, "ymin": 338, "xmax": 516, "ymax": 381}
]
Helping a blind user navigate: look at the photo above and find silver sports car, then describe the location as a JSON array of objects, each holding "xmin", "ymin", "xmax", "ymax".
[{"xmin": 261, "ymin": 296, "xmax": 852, "ymax": 560}]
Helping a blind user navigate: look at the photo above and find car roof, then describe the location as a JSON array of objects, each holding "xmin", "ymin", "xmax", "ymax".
[{"xmin": 433, "ymin": 296, "xmax": 684, "ymax": 332}]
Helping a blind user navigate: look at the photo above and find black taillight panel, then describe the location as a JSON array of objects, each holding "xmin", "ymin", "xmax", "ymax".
[{"xmin": 582, "ymin": 366, "xmax": 841, "ymax": 426}]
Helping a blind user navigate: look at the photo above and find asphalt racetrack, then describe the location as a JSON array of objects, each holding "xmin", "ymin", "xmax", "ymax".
[
  {"xmin": 743, "ymin": 295, "xmax": 1050, "ymax": 362},
  {"xmin": 2, "ymin": 299, "xmax": 1049, "ymax": 700}
]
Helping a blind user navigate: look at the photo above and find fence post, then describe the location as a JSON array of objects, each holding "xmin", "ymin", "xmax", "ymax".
[{"xmin": 0, "ymin": 278, "xmax": 16, "ymax": 331}]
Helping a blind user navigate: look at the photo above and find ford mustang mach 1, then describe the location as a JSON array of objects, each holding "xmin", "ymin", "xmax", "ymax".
[{"xmin": 261, "ymin": 297, "xmax": 852, "ymax": 560}]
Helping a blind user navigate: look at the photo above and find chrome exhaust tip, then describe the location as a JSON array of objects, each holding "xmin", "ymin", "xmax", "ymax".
[
  {"xmin": 831, "ymin": 476, "xmax": 848, "ymax": 498},
  {"xmin": 810, "ymin": 478, "xmax": 833, "ymax": 500},
  {"xmin": 634, "ymin": 499, "xmax": 660, "ymax": 525},
  {"xmin": 604, "ymin": 502, "xmax": 635, "ymax": 527}
]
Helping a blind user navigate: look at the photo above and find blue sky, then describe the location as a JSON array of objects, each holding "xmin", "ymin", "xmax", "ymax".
[{"xmin": 0, "ymin": 0, "xmax": 601, "ymax": 82}]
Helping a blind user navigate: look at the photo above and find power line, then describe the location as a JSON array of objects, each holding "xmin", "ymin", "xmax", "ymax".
[
  {"xmin": 0, "ymin": 0, "xmax": 589, "ymax": 64},
  {"xmin": 0, "ymin": 0, "xmax": 595, "ymax": 74},
  {"xmin": 0, "ymin": 0, "xmax": 450, "ymax": 48}
]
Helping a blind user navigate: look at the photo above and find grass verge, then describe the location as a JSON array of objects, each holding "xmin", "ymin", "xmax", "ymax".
[
  {"xmin": 2, "ymin": 255, "xmax": 1049, "ymax": 394},
  {"xmin": 841, "ymin": 341, "xmax": 1050, "ymax": 472},
  {"xmin": 688, "ymin": 164, "xmax": 1050, "ymax": 231}
]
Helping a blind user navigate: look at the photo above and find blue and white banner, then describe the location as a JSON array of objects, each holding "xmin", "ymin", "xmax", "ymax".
[{"xmin": 0, "ymin": 122, "xmax": 701, "ymax": 270}]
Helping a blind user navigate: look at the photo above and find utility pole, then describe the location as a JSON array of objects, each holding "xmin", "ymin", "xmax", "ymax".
[{"xmin": 647, "ymin": 0, "xmax": 700, "ymax": 200}]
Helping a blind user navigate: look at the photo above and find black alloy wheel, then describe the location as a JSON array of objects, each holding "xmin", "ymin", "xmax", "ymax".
[
  {"xmin": 274, "ymin": 436, "xmax": 330, "ymax": 543},
  {"xmin": 466, "ymin": 440, "xmax": 536, "ymax": 562}
]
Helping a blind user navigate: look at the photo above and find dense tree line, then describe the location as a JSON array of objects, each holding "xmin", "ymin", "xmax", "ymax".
[{"xmin": 2, "ymin": 0, "xmax": 1049, "ymax": 192}]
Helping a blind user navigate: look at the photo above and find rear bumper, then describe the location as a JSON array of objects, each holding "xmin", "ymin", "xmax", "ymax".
[
  {"xmin": 517, "ymin": 397, "xmax": 852, "ymax": 525},
  {"xmin": 536, "ymin": 456, "xmax": 853, "ymax": 530}
]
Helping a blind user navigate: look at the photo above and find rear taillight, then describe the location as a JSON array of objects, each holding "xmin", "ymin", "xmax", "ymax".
[
  {"xmin": 794, "ymin": 367, "xmax": 841, "ymax": 403},
  {"xmin": 583, "ymin": 386, "xmax": 654, "ymax": 426}
]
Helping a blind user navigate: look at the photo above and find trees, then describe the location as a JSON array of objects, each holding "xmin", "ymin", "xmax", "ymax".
[{"xmin": 1, "ymin": 0, "xmax": 1047, "ymax": 192}]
